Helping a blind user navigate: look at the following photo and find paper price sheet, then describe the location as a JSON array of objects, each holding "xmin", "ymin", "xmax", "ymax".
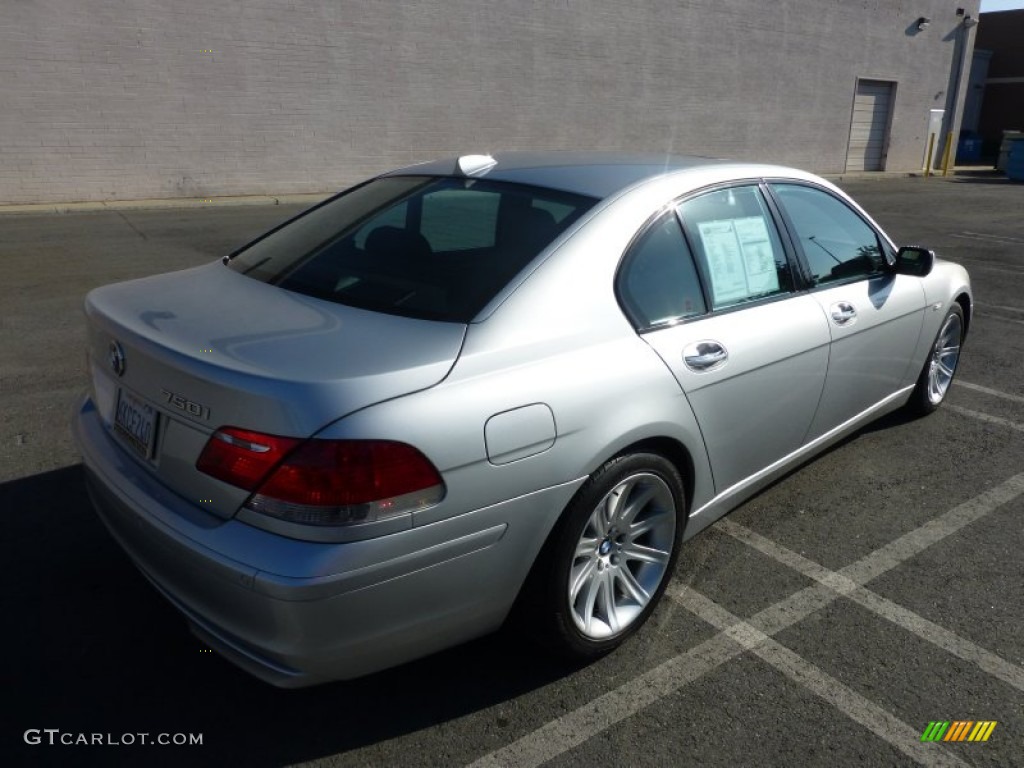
[{"xmin": 697, "ymin": 215, "xmax": 779, "ymax": 306}]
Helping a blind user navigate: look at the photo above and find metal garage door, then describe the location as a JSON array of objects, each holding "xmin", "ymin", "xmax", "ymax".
[{"xmin": 846, "ymin": 80, "xmax": 894, "ymax": 172}]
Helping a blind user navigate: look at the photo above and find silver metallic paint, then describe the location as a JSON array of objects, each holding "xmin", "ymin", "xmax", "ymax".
[{"xmin": 74, "ymin": 155, "xmax": 972, "ymax": 685}]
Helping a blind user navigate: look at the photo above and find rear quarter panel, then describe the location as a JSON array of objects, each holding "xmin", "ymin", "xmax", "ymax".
[{"xmin": 316, "ymin": 172, "xmax": 752, "ymax": 551}]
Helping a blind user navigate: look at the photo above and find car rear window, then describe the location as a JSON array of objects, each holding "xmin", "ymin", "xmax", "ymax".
[{"xmin": 226, "ymin": 176, "xmax": 598, "ymax": 322}]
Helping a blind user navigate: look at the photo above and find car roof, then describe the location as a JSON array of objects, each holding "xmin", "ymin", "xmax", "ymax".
[{"xmin": 383, "ymin": 151, "xmax": 738, "ymax": 199}]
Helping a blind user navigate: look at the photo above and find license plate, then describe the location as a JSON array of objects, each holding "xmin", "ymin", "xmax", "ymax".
[{"xmin": 114, "ymin": 388, "xmax": 158, "ymax": 460}]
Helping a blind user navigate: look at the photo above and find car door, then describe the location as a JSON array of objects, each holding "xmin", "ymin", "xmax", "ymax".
[
  {"xmin": 767, "ymin": 182, "xmax": 927, "ymax": 440},
  {"xmin": 619, "ymin": 184, "xmax": 831, "ymax": 494}
]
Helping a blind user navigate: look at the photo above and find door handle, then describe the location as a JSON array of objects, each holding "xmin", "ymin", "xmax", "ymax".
[
  {"xmin": 830, "ymin": 301, "xmax": 857, "ymax": 326},
  {"xmin": 683, "ymin": 341, "xmax": 728, "ymax": 371}
]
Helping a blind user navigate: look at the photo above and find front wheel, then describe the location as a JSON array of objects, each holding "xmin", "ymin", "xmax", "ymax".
[
  {"xmin": 907, "ymin": 303, "xmax": 964, "ymax": 415},
  {"xmin": 522, "ymin": 453, "xmax": 685, "ymax": 659}
]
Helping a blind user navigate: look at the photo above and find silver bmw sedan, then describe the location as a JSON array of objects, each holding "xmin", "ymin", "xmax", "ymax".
[{"xmin": 73, "ymin": 152, "xmax": 971, "ymax": 687}]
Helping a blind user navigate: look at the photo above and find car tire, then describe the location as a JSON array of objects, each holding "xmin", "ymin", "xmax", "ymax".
[
  {"xmin": 520, "ymin": 452, "xmax": 686, "ymax": 660},
  {"xmin": 906, "ymin": 303, "xmax": 965, "ymax": 416}
]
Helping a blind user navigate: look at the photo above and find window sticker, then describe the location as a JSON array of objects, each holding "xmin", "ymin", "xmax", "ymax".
[
  {"xmin": 697, "ymin": 216, "xmax": 779, "ymax": 305},
  {"xmin": 733, "ymin": 216, "xmax": 779, "ymax": 296},
  {"xmin": 697, "ymin": 220, "xmax": 748, "ymax": 304}
]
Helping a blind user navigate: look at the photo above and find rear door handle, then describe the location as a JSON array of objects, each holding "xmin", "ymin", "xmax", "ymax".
[
  {"xmin": 683, "ymin": 340, "xmax": 728, "ymax": 371},
  {"xmin": 830, "ymin": 301, "xmax": 857, "ymax": 326}
]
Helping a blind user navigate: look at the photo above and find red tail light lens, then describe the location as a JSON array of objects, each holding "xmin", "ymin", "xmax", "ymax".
[
  {"xmin": 196, "ymin": 428, "xmax": 444, "ymax": 526},
  {"xmin": 196, "ymin": 427, "xmax": 300, "ymax": 490}
]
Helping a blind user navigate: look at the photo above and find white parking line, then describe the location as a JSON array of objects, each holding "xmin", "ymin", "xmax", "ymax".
[
  {"xmin": 839, "ymin": 472, "xmax": 1024, "ymax": 584},
  {"xmin": 849, "ymin": 589, "xmax": 1024, "ymax": 693},
  {"xmin": 956, "ymin": 380, "xmax": 1024, "ymax": 405},
  {"xmin": 976, "ymin": 303, "xmax": 1024, "ymax": 315},
  {"xmin": 946, "ymin": 404, "xmax": 1024, "ymax": 433},
  {"xmin": 676, "ymin": 589, "xmax": 971, "ymax": 768},
  {"xmin": 467, "ymin": 629, "xmax": 748, "ymax": 768},
  {"xmin": 956, "ymin": 231, "xmax": 1024, "ymax": 245},
  {"xmin": 718, "ymin": 511, "xmax": 1024, "ymax": 693},
  {"xmin": 957, "ymin": 265, "xmax": 1023, "ymax": 277},
  {"xmin": 465, "ymin": 472, "xmax": 1024, "ymax": 768},
  {"xmin": 973, "ymin": 312, "xmax": 1024, "ymax": 327}
]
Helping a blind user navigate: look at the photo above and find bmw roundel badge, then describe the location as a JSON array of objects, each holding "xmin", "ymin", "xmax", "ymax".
[{"xmin": 108, "ymin": 340, "xmax": 126, "ymax": 377}]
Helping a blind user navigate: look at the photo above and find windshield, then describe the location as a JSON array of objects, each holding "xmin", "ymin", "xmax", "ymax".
[{"xmin": 226, "ymin": 176, "xmax": 598, "ymax": 322}]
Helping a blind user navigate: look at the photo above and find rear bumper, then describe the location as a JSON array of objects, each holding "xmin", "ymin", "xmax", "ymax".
[{"xmin": 73, "ymin": 395, "xmax": 582, "ymax": 687}]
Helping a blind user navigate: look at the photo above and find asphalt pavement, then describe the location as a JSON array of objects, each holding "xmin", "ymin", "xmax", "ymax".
[{"xmin": 2, "ymin": 173, "xmax": 1022, "ymax": 767}]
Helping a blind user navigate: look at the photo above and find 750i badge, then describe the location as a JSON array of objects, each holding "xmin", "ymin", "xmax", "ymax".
[{"xmin": 160, "ymin": 389, "xmax": 211, "ymax": 421}]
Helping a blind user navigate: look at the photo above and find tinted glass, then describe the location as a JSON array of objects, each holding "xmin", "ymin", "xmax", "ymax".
[
  {"xmin": 677, "ymin": 186, "xmax": 793, "ymax": 309},
  {"xmin": 618, "ymin": 214, "xmax": 706, "ymax": 328},
  {"xmin": 227, "ymin": 176, "xmax": 597, "ymax": 322},
  {"xmin": 419, "ymin": 188, "xmax": 501, "ymax": 251},
  {"xmin": 772, "ymin": 183, "xmax": 886, "ymax": 284}
]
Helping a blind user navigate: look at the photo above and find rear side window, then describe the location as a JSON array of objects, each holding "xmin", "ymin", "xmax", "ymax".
[
  {"xmin": 771, "ymin": 183, "xmax": 887, "ymax": 285},
  {"xmin": 618, "ymin": 213, "xmax": 706, "ymax": 329},
  {"xmin": 227, "ymin": 176, "xmax": 597, "ymax": 322},
  {"xmin": 677, "ymin": 185, "xmax": 794, "ymax": 310}
]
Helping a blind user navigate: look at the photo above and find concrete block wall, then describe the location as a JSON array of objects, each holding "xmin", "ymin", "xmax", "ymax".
[{"xmin": 0, "ymin": 0, "xmax": 978, "ymax": 204}]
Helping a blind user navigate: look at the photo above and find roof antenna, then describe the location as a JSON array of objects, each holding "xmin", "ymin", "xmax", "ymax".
[{"xmin": 456, "ymin": 154, "xmax": 497, "ymax": 177}]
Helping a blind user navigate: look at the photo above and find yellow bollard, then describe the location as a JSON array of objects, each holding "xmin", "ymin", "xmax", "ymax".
[
  {"xmin": 924, "ymin": 133, "xmax": 935, "ymax": 177},
  {"xmin": 941, "ymin": 131, "xmax": 954, "ymax": 176}
]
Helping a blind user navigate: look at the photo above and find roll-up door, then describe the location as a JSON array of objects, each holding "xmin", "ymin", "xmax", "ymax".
[{"xmin": 846, "ymin": 80, "xmax": 895, "ymax": 172}]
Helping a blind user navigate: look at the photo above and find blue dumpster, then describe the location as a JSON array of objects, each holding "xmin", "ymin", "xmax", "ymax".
[
  {"xmin": 956, "ymin": 136, "xmax": 983, "ymax": 163},
  {"xmin": 1007, "ymin": 139, "xmax": 1024, "ymax": 181}
]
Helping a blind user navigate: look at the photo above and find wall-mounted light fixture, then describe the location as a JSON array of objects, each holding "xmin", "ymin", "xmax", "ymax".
[
  {"xmin": 962, "ymin": 14, "xmax": 978, "ymax": 28},
  {"xmin": 916, "ymin": 16, "xmax": 932, "ymax": 31}
]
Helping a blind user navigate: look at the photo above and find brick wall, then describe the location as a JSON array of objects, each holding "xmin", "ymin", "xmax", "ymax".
[{"xmin": 0, "ymin": 0, "xmax": 978, "ymax": 203}]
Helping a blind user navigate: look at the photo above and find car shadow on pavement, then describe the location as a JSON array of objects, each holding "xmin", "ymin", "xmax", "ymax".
[
  {"xmin": 950, "ymin": 177, "xmax": 1021, "ymax": 186},
  {"xmin": 854, "ymin": 406, "xmax": 921, "ymax": 434},
  {"xmin": 949, "ymin": 169, "xmax": 1020, "ymax": 185},
  {"xmin": 3, "ymin": 465, "xmax": 582, "ymax": 767}
]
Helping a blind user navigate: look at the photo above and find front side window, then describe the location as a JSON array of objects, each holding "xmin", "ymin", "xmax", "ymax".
[
  {"xmin": 771, "ymin": 183, "xmax": 887, "ymax": 285},
  {"xmin": 227, "ymin": 176, "xmax": 596, "ymax": 322},
  {"xmin": 677, "ymin": 186, "xmax": 794, "ymax": 309}
]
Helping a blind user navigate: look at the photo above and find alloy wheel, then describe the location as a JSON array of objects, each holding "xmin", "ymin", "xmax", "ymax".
[
  {"xmin": 927, "ymin": 312, "xmax": 962, "ymax": 405},
  {"xmin": 568, "ymin": 472, "xmax": 676, "ymax": 639}
]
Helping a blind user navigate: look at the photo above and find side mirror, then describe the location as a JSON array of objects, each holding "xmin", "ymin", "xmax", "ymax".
[{"xmin": 894, "ymin": 246, "xmax": 935, "ymax": 277}]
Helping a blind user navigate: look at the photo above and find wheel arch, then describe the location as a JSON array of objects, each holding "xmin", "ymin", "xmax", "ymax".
[
  {"xmin": 954, "ymin": 291, "xmax": 972, "ymax": 335},
  {"xmin": 506, "ymin": 434, "xmax": 696, "ymax": 647},
  {"xmin": 609, "ymin": 435, "xmax": 696, "ymax": 518}
]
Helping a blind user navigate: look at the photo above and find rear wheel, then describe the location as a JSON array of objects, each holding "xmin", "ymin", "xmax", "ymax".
[
  {"xmin": 523, "ymin": 452, "xmax": 685, "ymax": 659},
  {"xmin": 907, "ymin": 304, "xmax": 964, "ymax": 415}
]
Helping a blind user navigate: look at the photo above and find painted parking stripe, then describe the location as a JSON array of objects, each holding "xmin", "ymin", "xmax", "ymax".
[
  {"xmin": 840, "ymin": 471, "xmax": 1024, "ymax": 585},
  {"xmin": 972, "ymin": 312, "xmax": 1024, "ymax": 328},
  {"xmin": 466, "ymin": 629, "xmax": 749, "ymax": 768},
  {"xmin": 975, "ymin": 303, "xmax": 1024, "ymax": 315},
  {"xmin": 945, "ymin": 404, "xmax": 1024, "ymax": 434},
  {"xmin": 717, "ymin": 514, "xmax": 1024, "ymax": 693},
  {"xmin": 675, "ymin": 589, "xmax": 971, "ymax": 768},
  {"xmin": 465, "ymin": 472, "xmax": 1024, "ymax": 768},
  {"xmin": 956, "ymin": 231, "xmax": 1024, "ymax": 244},
  {"xmin": 955, "ymin": 380, "xmax": 1024, "ymax": 405}
]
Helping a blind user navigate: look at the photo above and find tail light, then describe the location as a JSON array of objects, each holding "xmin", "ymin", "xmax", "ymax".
[{"xmin": 196, "ymin": 428, "xmax": 444, "ymax": 526}]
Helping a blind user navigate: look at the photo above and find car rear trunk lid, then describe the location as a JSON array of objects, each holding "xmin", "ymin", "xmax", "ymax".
[{"xmin": 85, "ymin": 262, "xmax": 466, "ymax": 520}]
